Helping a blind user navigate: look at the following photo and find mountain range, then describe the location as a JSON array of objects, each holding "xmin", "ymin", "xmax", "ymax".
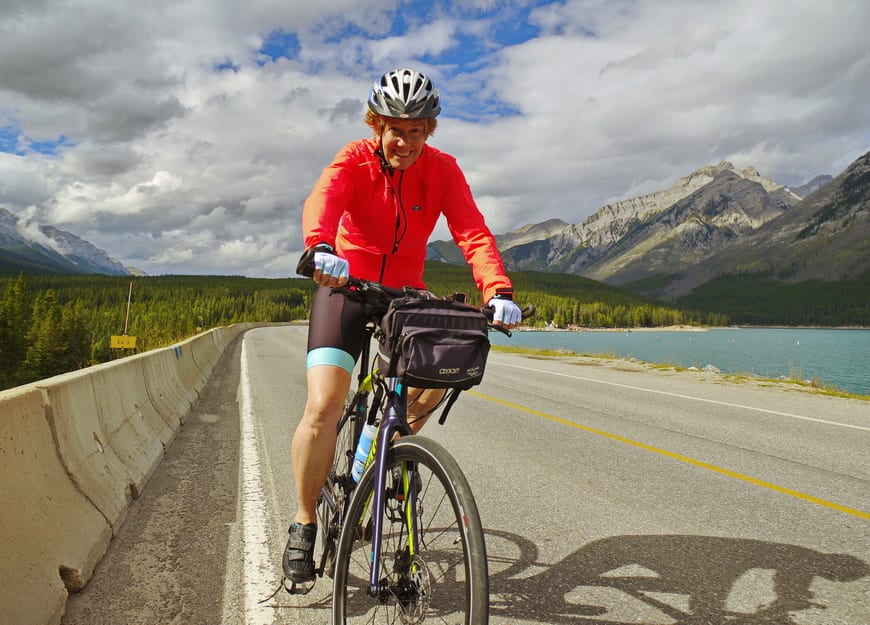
[
  {"xmin": 0, "ymin": 207, "xmax": 130, "ymax": 276},
  {"xmin": 429, "ymin": 151, "xmax": 869, "ymax": 299}
]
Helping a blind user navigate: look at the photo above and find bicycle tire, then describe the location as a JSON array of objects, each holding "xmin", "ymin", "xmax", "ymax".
[
  {"xmin": 317, "ymin": 391, "xmax": 364, "ymax": 578},
  {"xmin": 332, "ymin": 435, "xmax": 489, "ymax": 624}
]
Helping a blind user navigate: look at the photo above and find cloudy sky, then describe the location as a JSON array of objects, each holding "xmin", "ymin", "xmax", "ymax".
[{"xmin": 1, "ymin": 0, "xmax": 868, "ymax": 277}]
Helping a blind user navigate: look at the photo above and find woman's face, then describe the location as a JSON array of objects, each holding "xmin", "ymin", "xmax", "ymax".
[{"xmin": 380, "ymin": 118, "xmax": 429, "ymax": 170}]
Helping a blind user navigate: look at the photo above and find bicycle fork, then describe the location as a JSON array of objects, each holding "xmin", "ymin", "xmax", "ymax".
[{"xmin": 363, "ymin": 378, "xmax": 420, "ymax": 598}]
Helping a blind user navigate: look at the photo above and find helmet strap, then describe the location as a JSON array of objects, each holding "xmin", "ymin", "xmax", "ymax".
[
  {"xmin": 374, "ymin": 143, "xmax": 393, "ymax": 173},
  {"xmin": 373, "ymin": 127, "xmax": 394, "ymax": 172}
]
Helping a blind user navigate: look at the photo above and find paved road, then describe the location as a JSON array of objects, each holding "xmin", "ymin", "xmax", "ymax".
[{"xmin": 62, "ymin": 325, "xmax": 870, "ymax": 625}]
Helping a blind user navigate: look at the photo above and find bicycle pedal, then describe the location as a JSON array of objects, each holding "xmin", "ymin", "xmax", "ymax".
[{"xmin": 282, "ymin": 575, "xmax": 317, "ymax": 596}]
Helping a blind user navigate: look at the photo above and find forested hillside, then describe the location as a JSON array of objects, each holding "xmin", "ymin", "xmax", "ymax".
[
  {"xmin": 0, "ymin": 265, "xmax": 723, "ymax": 390},
  {"xmin": 0, "ymin": 274, "xmax": 312, "ymax": 389},
  {"xmin": 677, "ymin": 270, "xmax": 870, "ymax": 326}
]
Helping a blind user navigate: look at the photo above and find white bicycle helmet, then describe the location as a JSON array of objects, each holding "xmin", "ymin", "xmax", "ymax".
[{"xmin": 368, "ymin": 68, "xmax": 441, "ymax": 119}]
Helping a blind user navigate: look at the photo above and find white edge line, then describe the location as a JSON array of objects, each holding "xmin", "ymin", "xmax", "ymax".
[
  {"xmin": 490, "ymin": 360, "xmax": 870, "ymax": 432},
  {"xmin": 235, "ymin": 338, "xmax": 276, "ymax": 625}
]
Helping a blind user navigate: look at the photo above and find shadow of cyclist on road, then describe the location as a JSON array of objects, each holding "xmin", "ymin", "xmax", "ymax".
[{"xmin": 486, "ymin": 531, "xmax": 869, "ymax": 624}]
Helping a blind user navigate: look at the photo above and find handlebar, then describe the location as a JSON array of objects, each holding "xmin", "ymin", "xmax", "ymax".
[{"xmin": 296, "ymin": 247, "xmax": 535, "ymax": 334}]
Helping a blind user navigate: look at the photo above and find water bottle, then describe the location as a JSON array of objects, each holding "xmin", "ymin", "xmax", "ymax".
[{"xmin": 351, "ymin": 422, "xmax": 378, "ymax": 483}]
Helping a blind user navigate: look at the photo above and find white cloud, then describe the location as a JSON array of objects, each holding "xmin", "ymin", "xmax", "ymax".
[
  {"xmin": 15, "ymin": 206, "xmax": 57, "ymax": 248},
  {"xmin": 0, "ymin": 0, "xmax": 868, "ymax": 277},
  {"xmin": 0, "ymin": 153, "xmax": 59, "ymax": 207}
]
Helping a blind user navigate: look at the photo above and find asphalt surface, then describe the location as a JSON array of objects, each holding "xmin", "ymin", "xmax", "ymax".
[{"xmin": 62, "ymin": 325, "xmax": 870, "ymax": 625}]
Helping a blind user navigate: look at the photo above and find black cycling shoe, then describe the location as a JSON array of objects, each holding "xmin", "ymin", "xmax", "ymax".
[{"xmin": 282, "ymin": 523, "xmax": 316, "ymax": 582}]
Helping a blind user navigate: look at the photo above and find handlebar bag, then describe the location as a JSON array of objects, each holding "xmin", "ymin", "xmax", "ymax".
[{"xmin": 378, "ymin": 296, "xmax": 490, "ymax": 389}]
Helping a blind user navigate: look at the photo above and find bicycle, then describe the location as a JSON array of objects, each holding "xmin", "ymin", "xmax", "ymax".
[{"xmin": 287, "ymin": 260, "xmax": 531, "ymax": 624}]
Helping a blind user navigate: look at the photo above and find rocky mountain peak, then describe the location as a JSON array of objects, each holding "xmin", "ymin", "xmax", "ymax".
[
  {"xmin": 664, "ymin": 150, "xmax": 869, "ymax": 295},
  {"xmin": 788, "ymin": 174, "xmax": 834, "ymax": 199},
  {"xmin": 0, "ymin": 207, "xmax": 130, "ymax": 275},
  {"xmin": 555, "ymin": 161, "xmax": 798, "ymax": 254},
  {"xmin": 580, "ymin": 169, "xmax": 795, "ymax": 284},
  {"xmin": 495, "ymin": 218, "xmax": 569, "ymax": 249}
]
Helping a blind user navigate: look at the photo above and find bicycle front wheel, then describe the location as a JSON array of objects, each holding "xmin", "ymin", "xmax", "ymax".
[{"xmin": 333, "ymin": 435, "xmax": 489, "ymax": 625}]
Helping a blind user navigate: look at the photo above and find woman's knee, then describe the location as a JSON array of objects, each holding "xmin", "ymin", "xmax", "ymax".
[
  {"xmin": 303, "ymin": 365, "xmax": 351, "ymax": 427},
  {"xmin": 302, "ymin": 389, "xmax": 344, "ymax": 427}
]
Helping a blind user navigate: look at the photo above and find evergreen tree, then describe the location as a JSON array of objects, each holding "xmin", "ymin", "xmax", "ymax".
[
  {"xmin": 0, "ymin": 274, "xmax": 32, "ymax": 387},
  {"xmin": 60, "ymin": 300, "xmax": 93, "ymax": 371},
  {"xmin": 21, "ymin": 290, "xmax": 67, "ymax": 382}
]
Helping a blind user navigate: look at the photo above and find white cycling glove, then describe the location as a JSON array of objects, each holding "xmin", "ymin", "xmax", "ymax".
[
  {"xmin": 313, "ymin": 250, "xmax": 349, "ymax": 281},
  {"xmin": 487, "ymin": 296, "xmax": 522, "ymax": 325}
]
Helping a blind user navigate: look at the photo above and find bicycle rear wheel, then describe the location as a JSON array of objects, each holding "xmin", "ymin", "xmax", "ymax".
[
  {"xmin": 317, "ymin": 391, "xmax": 364, "ymax": 578},
  {"xmin": 332, "ymin": 435, "xmax": 489, "ymax": 624}
]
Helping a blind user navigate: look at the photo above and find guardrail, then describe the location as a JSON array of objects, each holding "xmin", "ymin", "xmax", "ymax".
[{"xmin": 0, "ymin": 323, "xmax": 258, "ymax": 625}]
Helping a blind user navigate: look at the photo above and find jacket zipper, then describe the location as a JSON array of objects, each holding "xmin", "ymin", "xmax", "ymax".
[{"xmin": 380, "ymin": 169, "xmax": 406, "ymax": 282}]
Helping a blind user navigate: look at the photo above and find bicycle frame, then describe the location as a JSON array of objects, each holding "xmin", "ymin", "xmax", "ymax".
[{"xmin": 318, "ymin": 320, "xmax": 422, "ymax": 596}]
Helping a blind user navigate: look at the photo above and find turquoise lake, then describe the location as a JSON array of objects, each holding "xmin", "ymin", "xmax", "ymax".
[{"xmin": 489, "ymin": 328, "xmax": 870, "ymax": 397}]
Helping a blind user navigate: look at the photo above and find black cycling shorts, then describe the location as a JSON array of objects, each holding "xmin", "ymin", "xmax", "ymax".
[{"xmin": 305, "ymin": 286, "xmax": 367, "ymax": 374}]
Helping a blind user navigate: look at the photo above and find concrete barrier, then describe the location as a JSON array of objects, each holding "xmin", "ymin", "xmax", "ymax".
[
  {"xmin": 0, "ymin": 386, "xmax": 112, "ymax": 625},
  {"xmin": 169, "ymin": 342, "xmax": 208, "ymax": 410},
  {"xmin": 140, "ymin": 347, "xmax": 193, "ymax": 436},
  {"xmin": 212, "ymin": 325, "xmax": 233, "ymax": 353},
  {"xmin": 189, "ymin": 330, "xmax": 221, "ymax": 380},
  {"xmin": 87, "ymin": 361, "xmax": 165, "ymax": 498},
  {"xmin": 40, "ymin": 367, "xmax": 136, "ymax": 534},
  {"xmin": 0, "ymin": 323, "xmax": 258, "ymax": 625}
]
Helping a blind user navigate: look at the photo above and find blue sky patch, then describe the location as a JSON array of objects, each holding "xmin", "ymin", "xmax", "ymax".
[
  {"xmin": 28, "ymin": 136, "xmax": 74, "ymax": 155},
  {"xmin": 215, "ymin": 59, "xmax": 241, "ymax": 72},
  {"xmin": 0, "ymin": 126, "xmax": 17, "ymax": 153},
  {"xmin": 491, "ymin": 11, "xmax": 543, "ymax": 46},
  {"xmin": 0, "ymin": 126, "xmax": 74, "ymax": 156},
  {"xmin": 257, "ymin": 30, "xmax": 301, "ymax": 64},
  {"xmin": 419, "ymin": 29, "xmax": 490, "ymax": 71}
]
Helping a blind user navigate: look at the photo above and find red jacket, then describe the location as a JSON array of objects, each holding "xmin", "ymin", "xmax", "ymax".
[{"xmin": 302, "ymin": 138, "xmax": 513, "ymax": 302}]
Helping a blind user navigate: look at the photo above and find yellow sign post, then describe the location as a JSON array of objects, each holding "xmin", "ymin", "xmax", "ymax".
[
  {"xmin": 110, "ymin": 335, "xmax": 137, "ymax": 349},
  {"xmin": 111, "ymin": 281, "xmax": 137, "ymax": 349}
]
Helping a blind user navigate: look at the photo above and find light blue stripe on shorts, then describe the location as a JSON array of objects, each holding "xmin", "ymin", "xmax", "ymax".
[{"xmin": 307, "ymin": 347, "xmax": 355, "ymax": 375}]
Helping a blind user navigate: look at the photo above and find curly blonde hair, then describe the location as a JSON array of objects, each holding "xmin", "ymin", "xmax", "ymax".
[{"xmin": 365, "ymin": 110, "xmax": 437, "ymax": 137}]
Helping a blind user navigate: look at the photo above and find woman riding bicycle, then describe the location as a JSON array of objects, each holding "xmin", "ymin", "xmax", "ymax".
[{"xmin": 284, "ymin": 67, "xmax": 522, "ymax": 584}]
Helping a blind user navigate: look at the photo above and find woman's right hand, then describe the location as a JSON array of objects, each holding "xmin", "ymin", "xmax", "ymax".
[
  {"xmin": 313, "ymin": 249, "xmax": 349, "ymax": 287},
  {"xmin": 296, "ymin": 244, "xmax": 350, "ymax": 287}
]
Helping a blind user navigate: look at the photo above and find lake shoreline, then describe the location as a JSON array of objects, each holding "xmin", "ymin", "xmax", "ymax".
[
  {"xmin": 493, "ymin": 327, "xmax": 870, "ymax": 397},
  {"xmin": 492, "ymin": 347, "xmax": 870, "ymax": 401}
]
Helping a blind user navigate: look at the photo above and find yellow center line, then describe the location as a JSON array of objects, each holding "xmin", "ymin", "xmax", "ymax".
[{"xmin": 469, "ymin": 390, "xmax": 870, "ymax": 520}]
